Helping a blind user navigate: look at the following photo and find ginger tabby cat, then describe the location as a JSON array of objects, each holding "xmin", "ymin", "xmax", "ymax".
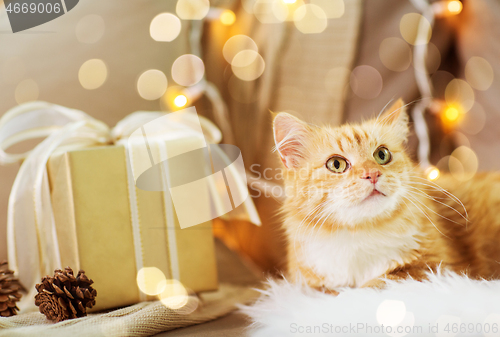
[{"xmin": 273, "ymin": 99, "xmax": 500, "ymax": 292}]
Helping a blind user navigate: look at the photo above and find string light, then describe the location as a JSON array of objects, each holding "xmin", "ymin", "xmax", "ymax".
[
  {"xmin": 164, "ymin": 82, "xmax": 205, "ymax": 111},
  {"xmin": 408, "ymin": 0, "xmax": 435, "ymax": 169},
  {"xmin": 206, "ymin": 8, "xmax": 236, "ymax": 26},
  {"xmin": 437, "ymin": 101, "xmax": 465, "ymax": 128},
  {"xmin": 174, "ymin": 94, "xmax": 188, "ymax": 108},
  {"xmin": 409, "ymin": 0, "xmax": 462, "ymax": 169},
  {"xmin": 445, "ymin": 106, "xmax": 459, "ymax": 121},
  {"xmin": 432, "ymin": 1, "xmax": 463, "ymax": 17},
  {"xmin": 220, "ymin": 10, "xmax": 236, "ymax": 25},
  {"xmin": 159, "ymin": 13, "xmax": 236, "ymax": 144},
  {"xmin": 425, "ymin": 166, "xmax": 441, "ymax": 181},
  {"xmin": 447, "ymin": 1, "xmax": 462, "ymax": 14}
]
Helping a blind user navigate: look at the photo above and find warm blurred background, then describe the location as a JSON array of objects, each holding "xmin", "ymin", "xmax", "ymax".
[{"xmin": 0, "ymin": 0, "xmax": 499, "ymax": 275}]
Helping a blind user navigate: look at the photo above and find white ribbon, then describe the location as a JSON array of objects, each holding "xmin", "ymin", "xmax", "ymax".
[
  {"xmin": 0, "ymin": 102, "xmax": 111, "ymax": 309},
  {"xmin": 0, "ymin": 102, "xmax": 259, "ymax": 308}
]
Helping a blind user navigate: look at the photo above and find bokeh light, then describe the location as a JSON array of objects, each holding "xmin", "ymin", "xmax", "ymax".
[
  {"xmin": 430, "ymin": 1, "xmax": 463, "ymax": 18},
  {"xmin": 459, "ymin": 102, "xmax": 486, "ymax": 135},
  {"xmin": 449, "ymin": 146, "xmax": 478, "ymax": 182},
  {"xmin": 15, "ymin": 79, "xmax": 39, "ymax": 104},
  {"xmin": 426, "ymin": 166, "xmax": 440, "ymax": 181},
  {"xmin": 163, "ymin": 85, "xmax": 204, "ymax": 110},
  {"xmin": 75, "ymin": 14, "xmax": 105, "ymax": 44},
  {"xmin": 136, "ymin": 267, "xmax": 167, "ymax": 296},
  {"xmin": 293, "ymin": 4, "xmax": 327, "ymax": 34},
  {"xmin": 242, "ymin": 0, "xmax": 255, "ymax": 14},
  {"xmin": 447, "ymin": 0, "xmax": 463, "ymax": 15},
  {"xmin": 150, "ymin": 13, "xmax": 182, "ymax": 42},
  {"xmin": 271, "ymin": 0, "xmax": 290, "ymax": 22},
  {"xmin": 435, "ymin": 315, "xmax": 462, "ymax": 336},
  {"xmin": 174, "ymin": 94, "xmax": 188, "ymax": 108},
  {"xmin": 445, "ymin": 106, "xmax": 459, "ymax": 121},
  {"xmin": 231, "ymin": 50, "xmax": 265, "ymax": 81},
  {"xmin": 157, "ymin": 279, "xmax": 191, "ymax": 310},
  {"xmin": 137, "ymin": 69, "xmax": 168, "ymax": 100},
  {"xmin": 465, "ymin": 56, "xmax": 494, "ymax": 91},
  {"xmin": 279, "ymin": 0, "xmax": 306, "ymax": 21},
  {"xmin": 445, "ymin": 79, "xmax": 475, "ymax": 112},
  {"xmin": 426, "ymin": 43, "xmax": 442, "ymax": 74},
  {"xmin": 283, "ymin": 0, "xmax": 296, "ymax": 3},
  {"xmin": 176, "ymin": 0, "xmax": 209, "ymax": 20},
  {"xmin": 453, "ymin": 131, "xmax": 471, "ymax": 148},
  {"xmin": 379, "ymin": 37, "xmax": 412, "ymax": 72},
  {"xmin": 78, "ymin": 59, "xmax": 108, "ymax": 90},
  {"xmin": 171, "ymin": 54, "xmax": 205, "ymax": 87},
  {"xmin": 376, "ymin": 300, "xmax": 406, "ymax": 326},
  {"xmin": 310, "ymin": 0, "xmax": 344, "ymax": 18},
  {"xmin": 439, "ymin": 101, "xmax": 465, "ymax": 128},
  {"xmin": 436, "ymin": 155, "xmax": 450, "ymax": 172},
  {"xmin": 415, "ymin": 42, "xmax": 441, "ymax": 75},
  {"xmin": 223, "ymin": 35, "xmax": 259, "ymax": 64},
  {"xmin": 484, "ymin": 314, "xmax": 500, "ymax": 337},
  {"xmin": 350, "ymin": 65, "xmax": 383, "ymax": 99},
  {"xmin": 254, "ymin": 0, "xmax": 283, "ymax": 23},
  {"xmin": 164, "ymin": 86, "xmax": 186, "ymax": 110},
  {"xmin": 431, "ymin": 70, "xmax": 455, "ymax": 98},
  {"xmin": 399, "ymin": 13, "xmax": 432, "ymax": 45},
  {"xmin": 220, "ymin": 10, "xmax": 236, "ymax": 25}
]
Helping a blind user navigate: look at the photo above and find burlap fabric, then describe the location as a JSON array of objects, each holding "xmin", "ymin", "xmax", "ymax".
[
  {"xmin": 0, "ymin": 283, "xmax": 258, "ymax": 337},
  {"xmin": 0, "ymin": 239, "xmax": 261, "ymax": 336}
]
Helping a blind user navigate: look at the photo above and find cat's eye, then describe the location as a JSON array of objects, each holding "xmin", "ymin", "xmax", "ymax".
[
  {"xmin": 326, "ymin": 156, "xmax": 349, "ymax": 173},
  {"xmin": 373, "ymin": 146, "xmax": 392, "ymax": 165}
]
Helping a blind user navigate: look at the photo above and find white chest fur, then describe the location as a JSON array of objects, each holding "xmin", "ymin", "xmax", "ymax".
[{"xmin": 297, "ymin": 226, "xmax": 421, "ymax": 288}]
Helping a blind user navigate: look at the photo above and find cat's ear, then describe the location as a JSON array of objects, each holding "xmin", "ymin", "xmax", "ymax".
[
  {"xmin": 273, "ymin": 112, "xmax": 311, "ymax": 168},
  {"xmin": 379, "ymin": 98, "xmax": 409, "ymax": 139}
]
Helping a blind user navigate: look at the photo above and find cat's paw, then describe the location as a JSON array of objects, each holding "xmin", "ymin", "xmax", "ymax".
[
  {"xmin": 313, "ymin": 286, "xmax": 339, "ymax": 296},
  {"xmin": 362, "ymin": 278, "xmax": 387, "ymax": 289}
]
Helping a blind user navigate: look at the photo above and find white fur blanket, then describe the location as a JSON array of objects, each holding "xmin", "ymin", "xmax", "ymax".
[{"xmin": 241, "ymin": 273, "xmax": 500, "ymax": 337}]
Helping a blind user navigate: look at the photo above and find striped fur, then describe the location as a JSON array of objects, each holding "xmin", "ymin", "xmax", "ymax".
[{"xmin": 273, "ymin": 99, "xmax": 500, "ymax": 291}]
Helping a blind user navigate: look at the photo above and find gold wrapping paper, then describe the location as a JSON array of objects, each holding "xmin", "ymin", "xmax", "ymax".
[{"xmin": 47, "ymin": 145, "xmax": 218, "ymax": 311}]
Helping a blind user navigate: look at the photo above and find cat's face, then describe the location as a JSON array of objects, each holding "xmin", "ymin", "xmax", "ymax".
[{"xmin": 274, "ymin": 99, "xmax": 414, "ymax": 227}]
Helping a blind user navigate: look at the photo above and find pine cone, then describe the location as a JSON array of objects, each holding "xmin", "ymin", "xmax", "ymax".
[
  {"xmin": 0, "ymin": 261, "xmax": 22, "ymax": 317},
  {"xmin": 35, "ymin": 267, "xmax": 97, "ymax": 322}
]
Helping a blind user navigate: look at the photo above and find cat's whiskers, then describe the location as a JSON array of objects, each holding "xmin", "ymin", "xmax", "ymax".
[
  {"xmin": 406, "ymin": 176, "xmax": 468, "ymax": 218},
  {"xmin": 292, "ymin": 203, "xmax": 326, "ymax": 269},
  {"xmin": 402, "ymin": 195, "xmax": 450, "ymax": 239},
  {"xmin": 383, "ymin": 180, "xmax": 469, "ymax": 222},
  {"xmin": 402, "ymin": 184, "xmax": 468, "ymax": 222},
  {"xmin": 374, "ymin": 100, "xmax": 418, "ymax": 127},
  {"xmin": 310, "ymin": 204, "xmax": 336, "ymax": 245},
  {"xmin": 376, "ymin": 98, "xmax": 397, "ymax": 119},
  {"xmin": 406, "ymin": 175, "xmax": 465, "ymax": 202},
  {"xmin": 400, "ymin": 197, "xmax": 420, "ymax": 228},
  {"xmin": 403, "ymin": 191, "xmax": 467, "ymax": 227},
  {"xmin": 295, "ymin": 203, "xmax": 324, "ymax": 234},
  {"xmin": 372, "ymin": 101, "xmax": 416, "ymax": 140}
]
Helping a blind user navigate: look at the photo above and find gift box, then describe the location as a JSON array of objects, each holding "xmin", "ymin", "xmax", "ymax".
[
  {"xmin": 47, "ymin": 145, "xmax": 217, "ymax": 311},
  {"xmin": 0, "ymin": 102, "xmax": 260, "ymax": 312}
]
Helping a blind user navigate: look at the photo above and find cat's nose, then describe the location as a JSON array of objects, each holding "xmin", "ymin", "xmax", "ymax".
[{"xmin": 361, "ymin": 170, "xmax": 381, "ymax": 184}]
